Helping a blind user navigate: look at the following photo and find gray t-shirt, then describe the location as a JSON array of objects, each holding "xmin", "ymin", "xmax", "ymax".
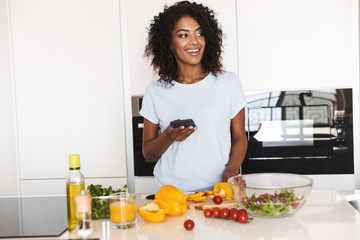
[{"xmin": 140, "ymin": 71, "xmax": 247, "ymax": 192}]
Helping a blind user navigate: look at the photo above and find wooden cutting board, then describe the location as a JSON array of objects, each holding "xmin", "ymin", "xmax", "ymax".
[{"xmin": 187, "ymin": 198, "xmax": 239, "ymax": 210}]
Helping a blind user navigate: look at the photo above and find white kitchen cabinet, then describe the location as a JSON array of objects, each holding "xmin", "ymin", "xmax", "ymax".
[
  {"xmin": 353, "ymin": 0, "xmax": 360, "ymax": 189},
  {"xmin": 0, "ymin": 0, "xmax": 19, "ymax": 196},
  {"xmin": 134, "ymin": 176, "xmax": 154, "ymax": 194},
  {"xmin": 20, "ymin": 177, "xmax": 128, "ymax": 196},
  {"xmin": 9, "ymin": 0, "xmax": 127, "ymax": 194},
  {"xmin": 237, "ymin": 0, "xmax": 353, "ymax": 91},
  {"xmin": 125, "ymin": 0, "xmax": 238, "ymax": 96}
]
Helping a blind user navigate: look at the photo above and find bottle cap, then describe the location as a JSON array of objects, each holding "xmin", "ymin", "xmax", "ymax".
[{"xmin": 69, "ymin": 154, "xmax": 80, "ymax": 169}]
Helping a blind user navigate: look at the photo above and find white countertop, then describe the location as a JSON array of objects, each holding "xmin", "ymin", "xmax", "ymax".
[{"xmin": 61, "ymin": 190, "xmax": 360, "ymax": 240}]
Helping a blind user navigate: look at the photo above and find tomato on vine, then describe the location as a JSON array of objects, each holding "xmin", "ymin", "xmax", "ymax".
[
  {"xmin": 237, "ymin": 209, "xmax": 248, "ymax": 223},
  {"xmin": 212, "ymin": 207, "xmax": 221, "ymax": 218},
  {"xmin": 229, "ymin": 208, "xmax": 239, "ymax": 220},
  {"xmin": 203, "ymin": 209, "xmax": 212, "ymax": 218},
  {"xmin": 220, "ymin": 208, "xmax": 230, "ymax": 218}
]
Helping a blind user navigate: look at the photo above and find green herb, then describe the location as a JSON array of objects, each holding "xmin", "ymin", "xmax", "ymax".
[{"xmin": 87, "ymin": 184, "xmax": 127, "ymax": 219}]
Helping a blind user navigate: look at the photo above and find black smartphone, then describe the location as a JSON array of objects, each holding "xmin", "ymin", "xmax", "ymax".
[
  {"xmin": 170, "ymin": 119, "xmax": 196, "ymax": 128},
  {"xmin": 146, "ymin": 194, "xmax": 155, "ymax": 200}
]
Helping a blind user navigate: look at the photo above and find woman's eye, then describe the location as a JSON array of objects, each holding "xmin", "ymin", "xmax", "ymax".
[
  {"xmin": 196, "ymin": 32, "xmax": 204, "ymax": 37},
  {"xmin": 179, "ymin": 34, "xmax": 188, "ymax": 38}
]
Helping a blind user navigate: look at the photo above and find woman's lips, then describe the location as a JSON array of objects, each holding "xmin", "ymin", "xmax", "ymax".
[{"xmin": 186, "ymin": 48, "xmax": 200, "ymax": 56}]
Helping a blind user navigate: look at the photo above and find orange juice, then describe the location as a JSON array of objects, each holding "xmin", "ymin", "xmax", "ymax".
[{"xmin": 109, "ymin": 201, "xmax": 136, "ymax": 223}]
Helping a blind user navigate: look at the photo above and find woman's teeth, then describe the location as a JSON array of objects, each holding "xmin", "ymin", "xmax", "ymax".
[{"xmin": 186, "ymin": 49, "xmax": 199, "ymax": 52}]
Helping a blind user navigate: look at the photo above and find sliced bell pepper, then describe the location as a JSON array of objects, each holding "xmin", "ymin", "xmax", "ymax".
[
  {"xmin": 137, "ymin": 200, "xmax": 169, "ymax": 223},
  {"xmin": 152, "ymin": 199, "xmax": 171, "ymax": 214},
  {"xmin": 213, "ymin": 182, "xmax": 234, "ymax": 200},
  {"xmin": 187, "ymin": 192, "xmax": 207, "ymax": 202}
]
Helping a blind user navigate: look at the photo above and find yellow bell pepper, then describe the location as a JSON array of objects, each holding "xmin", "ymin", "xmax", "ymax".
[
  {"xmin": 213, "ymin": 182, "xmax": 234, "ymax": 200},
  {"xmin": 155, "ymin": 185, "xmax": 187, "ymax": 216},
  {"xmin": 137, "ymin": 199, "xmax": 170, "ymax": 223}
]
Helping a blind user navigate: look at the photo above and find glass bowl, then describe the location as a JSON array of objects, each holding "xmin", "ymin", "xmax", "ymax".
[
  {"xmin": 91, "ymin": 195, "xmax": 111, "ymax": 219},
  {"xmin": 87, "ymin": 184, "xmax": 128, "ymax": 219},
  {"xmin": 228, "ymin": 173, "xmax": 313, "ymax": 218}
]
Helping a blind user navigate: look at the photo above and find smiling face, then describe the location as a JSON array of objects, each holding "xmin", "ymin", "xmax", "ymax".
[{"xmin": 170, "ymin": 16, "xmax": 206, "ymax": 69}]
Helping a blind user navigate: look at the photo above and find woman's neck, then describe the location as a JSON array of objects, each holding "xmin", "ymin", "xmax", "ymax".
[{"xmin": 176, "ymin": 65, "xmax": 208, "ymax": 84}]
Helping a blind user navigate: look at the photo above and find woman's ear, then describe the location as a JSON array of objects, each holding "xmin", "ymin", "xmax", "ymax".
[{"xmin": 169, "ymin": 41, "xmax": 174, "ymax": 51}]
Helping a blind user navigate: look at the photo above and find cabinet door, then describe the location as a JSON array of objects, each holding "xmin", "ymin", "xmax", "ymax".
[
  {"xmin": 10, "ymin": 0, "xmax": 126, "ymax": 179},
  {"xmin": 125, "ymin": 0, "xmax": 238, "ymax": 96},
  {"xmin": 0, "ymin": 0, "xmax": 19, "ymax": 196},
  {"xmin": 237, "ymin": 0, "xmax": 353, "ymax": 91}
]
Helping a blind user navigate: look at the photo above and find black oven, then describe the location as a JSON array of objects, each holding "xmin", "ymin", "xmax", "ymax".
[
  {"xmin": 132, "ymin": 96, "xmax": 157, "ymax": 176},
  {"xmin": 241, "ymin": 88, "xmax": 354, "ymax": 175}
]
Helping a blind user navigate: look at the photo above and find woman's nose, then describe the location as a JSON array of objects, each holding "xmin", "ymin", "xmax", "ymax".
[{"xmin": 188, "ymin": 34, "xmax": 199, "ymax": 45}]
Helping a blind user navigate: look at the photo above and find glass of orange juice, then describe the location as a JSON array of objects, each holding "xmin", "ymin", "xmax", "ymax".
[{"xmin": 109, "ymin": 192, "xmax": 136, "ymax": 229}]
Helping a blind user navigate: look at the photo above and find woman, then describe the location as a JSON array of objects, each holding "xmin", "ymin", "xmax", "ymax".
[{"xmin": 140, "ymin": 1, "xmax": 247, "ymax": 192}]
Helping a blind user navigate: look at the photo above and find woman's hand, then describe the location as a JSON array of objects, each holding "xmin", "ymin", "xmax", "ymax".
[
  {"xmin": 166, "ymin": 125, "xmax": 197, "ymax": 142},
  {"xmin": 221, "ymin": 169, "xmax": 239, "ymax": 182},
  {"xmin": 142, "ymin": 118, "xmax": 197, "ymax": 161}
]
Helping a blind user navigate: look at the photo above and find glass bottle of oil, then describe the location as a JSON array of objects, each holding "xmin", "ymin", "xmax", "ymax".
[{"xmin": 66, "ymin": 154, "xmax": 85, "ymax": 232}]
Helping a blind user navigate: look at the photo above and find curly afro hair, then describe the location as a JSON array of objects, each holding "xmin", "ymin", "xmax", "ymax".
[{"xmin": 144, "ymin": 1, "xmax": 223, "ymax": 83}]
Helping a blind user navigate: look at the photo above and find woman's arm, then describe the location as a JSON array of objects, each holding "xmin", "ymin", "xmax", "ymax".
[
  {"xmin": 222, "ymin": 108, "xmax": 248, "ymax": 182},
  {"xmin": 142, "ymin": 118, "xmax": 197, "ymax": 161}
]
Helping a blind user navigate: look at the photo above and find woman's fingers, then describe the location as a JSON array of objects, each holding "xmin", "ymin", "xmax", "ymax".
[{"xmin": 173, "ymin": 126, "xmax": 197, "ymax": 141}]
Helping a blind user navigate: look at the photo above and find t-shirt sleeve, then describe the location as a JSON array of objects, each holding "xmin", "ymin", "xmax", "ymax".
[
  {"xmin": 139, "ymin": 83, "xmax": 160, "ymax": 124},
  {"xmin": 230, "ymin": 73, "xmax": 247, "ymax": 119}
]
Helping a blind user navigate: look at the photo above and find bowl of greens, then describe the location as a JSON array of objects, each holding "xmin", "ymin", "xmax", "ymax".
[
  {"xmin": 87, "ymin": 184, "xmax": 127, "ymax": 219},
  {"xmin": 228, "ymin": 173, "xmax": 313, "ymax": 218}
]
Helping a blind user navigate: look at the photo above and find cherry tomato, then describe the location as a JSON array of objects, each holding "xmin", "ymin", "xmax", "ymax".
[
  {"xmin": 184, "ymin": 219, "xmax": 195, "ymax": 231},
  {"xmin": 213, "ymin": 196, "xmax": 223, "ymax": 205},
  {"xmin": 237, "ymin": 209, "xmax": 248, "ymax": 223},
  {"xmin": 203, "ymin": 209, "xmax": 212, "ymax": 218},
  {"xmin": 212, "ymin": 207, "xmax": 221, "ymax": 218},
  {"xmin": 229, "ymin": 208, "xmax": 239, "ymax": 220},
  {"xmin": 220, "ymin": 208, "xmax": 230, "ymax": 218},
  {"xmin": 238, "ymin": 209, "xmax": 247, "ymax": 215}
]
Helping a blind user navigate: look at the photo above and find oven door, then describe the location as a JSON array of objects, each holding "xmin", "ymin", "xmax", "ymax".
[
  {"xmin": 242, "ymin": 104, "xmax": 353, "ymax": 174},
  {"xmin": 132, "ymin": 116, "xmax": 157, "ymax": 176}
]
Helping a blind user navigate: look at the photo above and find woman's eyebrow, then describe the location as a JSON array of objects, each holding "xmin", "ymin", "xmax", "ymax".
[
  {"xmin": 176, "ymin": 28, "xmax": 189, "ymax": 33},
  {"xmin": 175, "ymin": 27, "xmax": 202, "ymax": 33}
]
